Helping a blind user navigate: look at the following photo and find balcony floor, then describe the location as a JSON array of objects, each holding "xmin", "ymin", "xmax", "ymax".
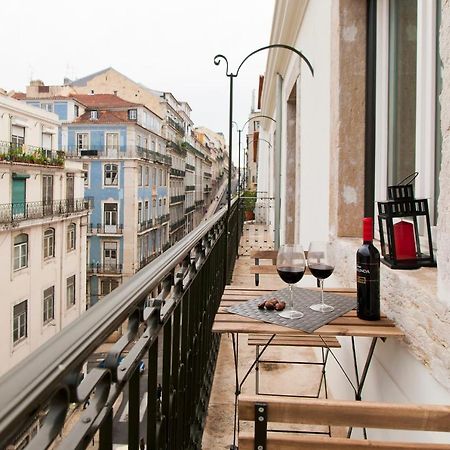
[{"xmin": 202, "ymin": 223, "xmax": 328, "ymax": 449}]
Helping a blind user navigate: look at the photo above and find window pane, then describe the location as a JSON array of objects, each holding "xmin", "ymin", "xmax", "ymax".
[
  {"xmin": 13, "ymin": 300, "xmax": 27, "ymax": 343},
  {"xmin": 387, "ymin": 0, "xmax": 417, "ymax": 185}
]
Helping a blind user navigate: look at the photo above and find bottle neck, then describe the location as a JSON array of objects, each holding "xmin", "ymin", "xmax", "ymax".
[{"xmin": 362, "ymin": 217, "xmax": 373, "ymax": 242}]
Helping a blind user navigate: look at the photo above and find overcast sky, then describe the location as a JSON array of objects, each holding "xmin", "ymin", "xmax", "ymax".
[{"xmin": 0, "ymin": 0, "xmax": 275, "ymax": 157}]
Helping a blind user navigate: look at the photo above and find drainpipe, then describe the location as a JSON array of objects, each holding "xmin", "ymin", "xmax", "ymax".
[
  {"xmin": 274, "ymin": 73, "xmax": 283, "ymax": 249},
  {"xmin": 364, "ymin": 0, "xmax": 377, "ymax": 218}
]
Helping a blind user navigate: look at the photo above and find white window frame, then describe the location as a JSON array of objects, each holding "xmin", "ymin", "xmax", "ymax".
[
  {"xmin": 104, "ymin": 163, "xmax": 119, "ymax": 187},
  {"xmin": 43, "ymin": 286, "xmax": 55, "ymax": 324},
  {"xmin": 129, "ymin": 109, "xmax": 137, "ymax": 120},
  {"xmin": 43, "ymin": 228, "xmax": 55, "ymax": 259},
  {"xmin": 90, "ymin": 110, "xmax": 98, "ymax": 120},
  {"xmin": 375, "ymin": 0, "xmax": 439, "ymax": 232},
  {"xmin": 12, "ymin": 299, "xmax": 28, "ymax": 344},
  {"xmin": 13, "ymin": 234, "xmax": 28, "ymax": 271},
  {"xmin": 67, "ymin": 223, "xmax": 76, "ymax": 252},
  {"xmin": 67, "ymin": 275, "xmax": 76, "ymax": 308},
  {"xmin": 77, "ymin": 133, "xmax": 89, "ymax": 151}
]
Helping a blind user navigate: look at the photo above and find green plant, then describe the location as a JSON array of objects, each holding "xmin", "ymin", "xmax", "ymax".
[{"xmin": 241, "ymin": 190, "xmax": 256, "ymax": 212}]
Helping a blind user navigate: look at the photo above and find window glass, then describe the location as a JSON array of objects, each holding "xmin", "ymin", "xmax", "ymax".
[
  {"xmin": 104, "ymin": 163, "xmax": 118, "ymax": 186},
  {"xmin": 14, "ymin": 234, "xmax": 28, "ymax": 270},
  {"xmin": 387, "ymin": 0, "xmax": 417, "ymax": 185},
  {"xmin": 43, "ymin": 286, "xmax": 55, "ymax": 323},
  {"xmin": 67, "ymin": 275, "xmax": 75, "ymax": 307},
  {"xmin": 101, "ymin": 279, "xmax": 119, "ymax": 296},
  {"xmin": 43, "ymin": 228, "xmax": 55, "ymax": 259},
  {"xmin": 67, "ymin": 223, "xmax": 76, "ymax": 251},
  {"xmin": 13, "ymin": 300, "xmax": 27, "ymax": 343}
]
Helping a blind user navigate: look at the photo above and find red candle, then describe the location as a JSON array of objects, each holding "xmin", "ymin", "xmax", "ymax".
[{"xmin": 393, "ymin": 220, "xmax": 416, "ymax": 260}]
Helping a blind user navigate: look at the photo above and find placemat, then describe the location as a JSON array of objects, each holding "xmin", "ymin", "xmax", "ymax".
[{"xmin": 227, "ymin": 287, "xmax": 356, "ymax": 333}]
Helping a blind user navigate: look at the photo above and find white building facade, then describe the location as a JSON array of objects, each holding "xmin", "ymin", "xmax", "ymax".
[
  {"xmin": 259, "ymin": 0, "xmax": 450, "ymax": 444},
  {"xmin": 0, "ymin": 94, "xmax": 88, "ymax": 376}
]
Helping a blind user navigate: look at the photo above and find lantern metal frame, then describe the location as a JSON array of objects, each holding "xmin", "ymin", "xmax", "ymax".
[{"xmin": 377, "ymin": 196, "xmax": 436, "ymax": 270}]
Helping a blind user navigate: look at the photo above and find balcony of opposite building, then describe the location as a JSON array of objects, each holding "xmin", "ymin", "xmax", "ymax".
[
  {"xmin": 0, "ymin": 141, "xmax": 64, "ymax": 167},
  {"xmin": 0, "ymin": 198, "xmax": 89, "ymax": 227},
  {"xmin": 88, "ymin": 223, "xmax": 124, "ymax": 235},
  {"xmin": 170, "ymin": 194, "xmax": 185, "ymax": 204},
  {"xmin": 87, "ymin": 262, "xmax": 123, "ymax": 275}
]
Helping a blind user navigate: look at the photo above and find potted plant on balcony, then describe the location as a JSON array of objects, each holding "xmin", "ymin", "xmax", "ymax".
[{"xmin": 242, "ymin": 190, "xmax": 256, "ymax": 221}]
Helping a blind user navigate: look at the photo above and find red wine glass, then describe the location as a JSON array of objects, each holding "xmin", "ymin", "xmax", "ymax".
[
  {"xmin": 307, "ymin": 241, "xmax": 335, "ymax": 313},
  {"xmin": 276, "ymin": 244, "xmax": 306, "ymax": 319}
]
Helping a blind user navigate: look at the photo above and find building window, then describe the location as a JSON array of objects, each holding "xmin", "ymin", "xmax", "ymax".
[
  {"xmin": 104, "ymin": 163, "xmax": 119, "ymax": 186},
  {"xmin": 43, "ymin": 228, "xmax": 55, "ymax": 259},
  {"xmin": 13, "ymin": 300, "xmax": 27, "ymax": 344},
  {"xmin": 138, "ymin": 202, "xmax": 142, "ymax": 223},
  {"xmin": 67, "ymin": 223, "xmax": 76, "ymax": 251},
  {"xmin": 104, "ymin": 203, "xmax": 118, "ymax": 231},
  {"xmin": 101, "ymin": 279, "xmax": 119, "ymax": 296},
  {"xmin": 43, "ymin": 286, "xmax": 55, "ymax": 324},
  {"xmin": 387, "ymin": 0, "xmax": 417, "ymax": 185},
  {"xmin": 11, "ymin": 125, "xmax": 25, "ymax": 148},
  {"xmin": 90, "ymin": 110, "xmax": 98, "ymax": 120},
  {"xmin": 67, "ymin": 275, "xmax": 76, "ymax": 308},
  {"xmin": 13, "ymin": 234, "xmax": 28, "ymax": 271},
  {"xmin": 144, "ymin": 200, "xmax": 149, "ymax": 220},
  {"xmin": 74, "ymin": 104, "xmax": 79, "ymax": 117},
  {"xmin": 41, "ymin": 103, "xmax": 53, "ymax": 113},
  {"xmin": 42, "ymin": 175, "xmax": 53, "ymax": 208},
  {"xmin": 77, "ymin": 133, "xmax": 89, "ymax": 151},
  {"xmin": 128, "ymin": 109, "xmax": 137, "ymax": 120},
  {"xmin": 138, "ymin": 165, "xmax": 143, "ymax": 186},
  {"xmin": 103, "ymin": 241, "xmax": 118, "ymax": 267},
  {"xmin": 144, "ymin": 167, "xmax": 149, "ymax": 186},
  {"xmin": 83, "ymin": 162, "xmax": 89, "ymax": 186}
]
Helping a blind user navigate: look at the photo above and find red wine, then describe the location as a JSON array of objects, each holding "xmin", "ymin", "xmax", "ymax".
[
  {"xmin": 308, "ymin": 263, "xmax": 334, "ymax": 280},
  {"xmin": 277, "ymin": 266, "xmax": 305, "ymax": 284},
  {"xmin": 356, "ymin": 217, "xmax": 380, "ymax": 320}
]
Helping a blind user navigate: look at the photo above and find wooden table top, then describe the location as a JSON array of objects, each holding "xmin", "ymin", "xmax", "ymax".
[{"xmin": 213, "ymin": 286, "xmax": 405, "ymax": 338}]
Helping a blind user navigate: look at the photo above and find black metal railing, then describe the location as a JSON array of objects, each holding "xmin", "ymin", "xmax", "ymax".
[
  {"xmin": 136, "ymin": 146, "xmax": 172, "ymax": 165},
  {"xmin": 138, "ymin": 253, "xmax": 159, "ymax": 270},
  {"xmin": 167, "ymin": 117, "xmax": 185, "ymax": 136},
  {"xmin": 0, "ymin": 141, "xmax": 64, "ymax": 166},
  {"xmin": 137, "ymin": 219, "xmax": 155, "ymax": 233},
  {"xmin": 161, "ymin": 213, "xmax": 170, "ymax": 223},
  {"xmin": 195, "ymin": 199, "xmax": 204, "ymax": 208},
  {"xmin": 170, "ymin": 168, "xmax": 185, "ymax": 177},
  {"xmin": 185, "ymin": 205, "xmax": 195, "ymax": 214},
  {"xmin": 170, "ymin": 194, "xmax": 185, "ymax": 204},
  {"xmin": 87, "ymin": 263, "xmax": 123, "ymax": 274},
  {"xmin": 203, "ymin": 172, "xmax": 212, "ymax": 178},
  {"xmin": 0, "ymin": 198, "xmax": 89, "ymax": 224},
  {"xmin": 170, "ymin": 218, "xmax": 186, "ymax": 232},
  {"xmin": 88, "ymin": 223, "xmax": 124, "ymax": 235},
  {"xmin": 204, "ymin": 186, "xmax": 212, "ymax": 193},
  {"xmin": 0, "ymin": 199, "xmax": 240, "ymax": 450},
  {"xmin": 185, "ymin": 163, "xmax": 195, "ymax": 171},
  {"xmin": 185, "ymin": 185, "xmax": 195, "ymax": 191}
]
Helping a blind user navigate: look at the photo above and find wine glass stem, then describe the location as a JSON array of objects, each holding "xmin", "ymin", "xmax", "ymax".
[
  {"xmin": 289, "ymin": 284, "xmax": 293, "ymax": 309},
  {"xmin": 320, "ymin": 279, "xmax": 324, "ymax": 306}
]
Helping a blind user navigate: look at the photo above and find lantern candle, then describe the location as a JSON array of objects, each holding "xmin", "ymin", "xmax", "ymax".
[{"xmin": 393, "ymin": 220, "xmax": 416, "ymax": 260}]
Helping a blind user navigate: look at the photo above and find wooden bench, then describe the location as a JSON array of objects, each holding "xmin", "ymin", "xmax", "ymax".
[
  {"xmin": 239, "ymin": 395, "xmax": 450, "ymax": 449},
  {"xmin": 250, "ymin": 250, "xmax": 313, "ymax": 286},
  {"xmin": 247, "ymin": 334, "xmax": 341, "ymax": 399}
]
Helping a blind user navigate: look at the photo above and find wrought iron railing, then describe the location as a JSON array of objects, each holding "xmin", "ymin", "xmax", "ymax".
[
  {"xmin": 87, "ymin": 263, "xmax": 123, "ymax": 274},
  {"xmin": 170, "ymin": 218, "xmax": 186, "ymax": 232},
  {"xmin": 170, "ymin": 194, "xmax": 185, "ymax": 204},
  {"xmin": 138, "ymin": 253, "xmax": 159, "ymax": 270},
  {"xmin": 170, "ymin": 168, "xmax": 185, "ymax": 177},
  {"xmin": 0, "ymin": 141, "xmax": 64, "ymax": 166},
  {"xmin": 185, "ymin": 185, "xmax": 195, "ymax": 191},
  {"xmin": 203, "ymin": 172, "xmax": 212, "ymax": 178},
  {"xmin": 0, "ymin": 200, "xmax": 240, "ymax": 450},
  {"xmin": 137, "ymin": 219, "xmax": 155, "ymax": 233},
  {"xmin": 88, "ymin": 223, "xmax": 124, "ymax": 235},
  {"xmin": 167, "ymin": 117, "xmax": 185, "ymax": 136},
  {"xmin": 185, "ymin": 163, "xmax": 195, "ymax": 171},
  {"xmin": 185, "ymin": 205, "xmax": 195, "ymax": 214},
  {"xmin": 0, "ymin": 198, "xmax": 89, "ymax": 224},
  {"xmin": 166, "ymin": 140, "xmax": 187, "ymax": 157},
  {"xmin": 136, "ymin": 146, "xmax": 171, "ymax": 165},
  {"xmin": 195, "ymin": 199, "xmax": 204, "ymax": 208}
]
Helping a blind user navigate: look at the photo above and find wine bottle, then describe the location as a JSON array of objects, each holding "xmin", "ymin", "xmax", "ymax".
[{"xmin": 356, "ymin": 217, "xmax": 380, "ymax": 320}]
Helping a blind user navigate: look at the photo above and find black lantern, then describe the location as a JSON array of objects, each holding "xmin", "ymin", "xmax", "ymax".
[{"xmin": 377, "ymin": 173, "xmax": 436, "ymax": 270}]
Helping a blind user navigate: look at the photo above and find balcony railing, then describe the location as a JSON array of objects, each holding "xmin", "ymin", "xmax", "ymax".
[
  {"xmin": 167, "ymin": 117, "xmax": 185, "ymax": 136},
  {"xmin": 170, "ymin": 217, "xmax": 186, "ymax": 232},
  {"xmin": 204, "ymin": 186, "xmax": 212, "ymax": 193},
  {"xmin": 185, "ymin": 205, "xmax": 195, "ymax": 214},
  {"xmin": 195, "ymin": 199, "xmax": 205, "ymax": 208},
  {"xmin": 185, "ymin": 185, "xmax": 195, "ymax": 191},
  {"xmin": 166, "ymin": 140, "xmax": 187, "ymax": 157},
  {"xmin": 0, "ymin": 200, "xmax": 241, "ymax": 450},
  {"xmin": 203, "ymin": 172, "xmax": 212, "ymax": 178},
  {"xmin": 87, "ymin": 262, "xmax": 123, "ymax": 274},
  {"xmin": 185, "ymin": 163, "xmax": 195, "ymax": 171},
  {"xmin": 136, "ymin": 146, "xmax": 171, "ymax": 165},
  {"xmin": 88, "ymin": 223, "xmax": 124, "ymax": 235},
  {"xmin": 170, "ymin": 168, "xmax": 185, "ymax": 177},
  {"xmin": 0, "ymin": 141, "xmax": 65, "ymax": 166},
  {"xmin": 138, "ymin": 253, "xmax": 159, "ymax": 270},
  {"xmin": 0, "ymin": 198, "xmax": 89, "ymax": 224},
  {"xmin": 137, "ymin": 219, "xmax": 155, "ymax": 233},
  {"xmin": 170, "ymin": 194, "xmax": 185, "ymax": 204}
]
